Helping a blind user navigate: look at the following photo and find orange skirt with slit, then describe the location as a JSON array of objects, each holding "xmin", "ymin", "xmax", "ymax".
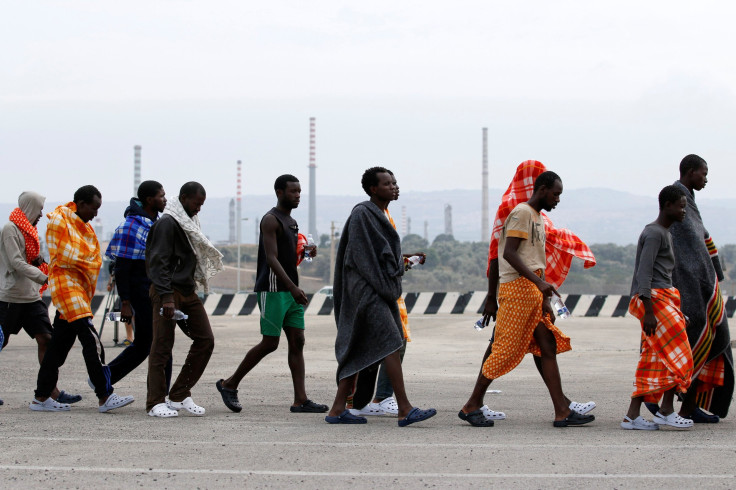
[{"xmin": 481, "ymin": 273, "xmax": 571, "ymax": 380}]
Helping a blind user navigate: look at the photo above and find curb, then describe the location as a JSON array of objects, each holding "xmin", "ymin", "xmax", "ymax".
[{"xmin": 46, "ymin": 293, "xmax": 736, "ymax": 319}]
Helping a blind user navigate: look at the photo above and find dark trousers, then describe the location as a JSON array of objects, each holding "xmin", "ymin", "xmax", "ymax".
[
  {"xmin": 146, "ymin": 286, "xmax": 214, "ymax": 411},
  {"xmin": 35, "ymin": 313, "xmax": 113, "ymax": 399},
  {"xmin": 107, "ymin": 285, "xmax": 172, "ymax": 387}
]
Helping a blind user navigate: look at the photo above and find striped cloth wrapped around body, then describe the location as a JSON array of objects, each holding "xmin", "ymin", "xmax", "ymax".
[
  {"xmin": 46, "ymin": 202, "xmax": 102, "ymax": 322},
  {"xmin": 628, "ymin": 288, "xmax": 693, "ymax": 402}
]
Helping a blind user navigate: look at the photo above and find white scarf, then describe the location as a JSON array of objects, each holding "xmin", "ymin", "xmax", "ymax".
[{"xmin": 163, "ymin": 197, "xmax": 224, "ymax": 293}]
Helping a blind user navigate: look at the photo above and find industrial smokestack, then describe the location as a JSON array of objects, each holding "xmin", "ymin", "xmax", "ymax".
[
  {"xmin": 133, "ymin": 145, "xmax": 142, "ymax": 196},
  {"xmin": 308, "ymin": 117, "xmax": 317, "ymax": 237},
  {"xmin": 228, "ymin": 198, "xmax": 236, "ymax": 244},
  {"xmin": 481, "ymin": 128, "xmax": 489, "ymax": 243},
  {"xmin": 444, "ymin": 204, "xmax": 453, "ymax": 237}
]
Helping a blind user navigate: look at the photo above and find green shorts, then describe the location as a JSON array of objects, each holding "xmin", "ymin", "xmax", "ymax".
[{"xmin": 257, "ymin": 291, "xmax": 305, "ymax": 337}]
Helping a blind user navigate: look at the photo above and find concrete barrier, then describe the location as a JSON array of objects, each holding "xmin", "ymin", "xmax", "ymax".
[{"xmin": 48, "ymin": 292, "xmax": 736, "ymax": 318}]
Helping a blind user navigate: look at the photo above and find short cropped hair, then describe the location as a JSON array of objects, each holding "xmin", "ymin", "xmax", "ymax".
[
  {"xmin": 533, "ymin": 171, "xmax": 562, "ymax": 192},
  {"xmin": 679, "ymin": 154, "xmax": 707, "ymax": 176},
  {"xmin": 180, "ymin": 181, "xmax": 206, "ymax": 198},
  {"xmin": 658, "ymin": 184, "xmax": 686, "ymax": 210},
  {"xmin": 361, "ymin": 166, "xmax": 391, "ymax": 196},
  {"xmin": 137, "ymin": 180, "xmax": 163, "ymax": 203},
  {"xmin": 274, "ymin": 174, "xmax": 299, "ymax": 192},
  {"xmin": 73, "ymin": 185, "xmax": 102, "ymax": 204}
]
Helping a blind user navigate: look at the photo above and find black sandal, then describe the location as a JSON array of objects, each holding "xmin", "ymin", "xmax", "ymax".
[
  {"xmin": 290, "ymin": 399, "xmax": 328, "ymax": 413},
  {"xmin": 216, "ymin": 379, "xmax": 242, "ymax": 413},
  {"xmin": 458, "ymin": 409, "xmax": 495, "ymax": 427},
  {"xmin": 553, "ymin": 411, "xmax": 595, "ymax": 427}
]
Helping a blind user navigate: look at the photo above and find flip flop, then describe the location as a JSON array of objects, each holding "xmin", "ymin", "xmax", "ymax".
[
  {"xmin": 216, "ymin": 379, "xmax": 242, "ymax": 413},
  {"xmin": 290, "ymin": 399, "xmax": 328, "ymax": 413},
  {"xmin": 458, "ymin": 409, "xmax": 495, "ymax": 427},
  {"xmin": 398, "ymin": 407, "xmax": 437, "ymax": 427},
  {"xmin": 325, "ymin": 409, "xmax": 367, "ymax": 424},
  {"xmin": 57, "ymin": 391, "xmax": 82, "ymax": 404},
  {"xmin": 553, "ymin": 411, "xmax": 595, "ymax": 427}
]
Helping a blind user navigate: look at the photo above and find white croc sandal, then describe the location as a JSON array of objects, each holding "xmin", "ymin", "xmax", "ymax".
[
  {"xmin": 569, "ymin": 400, "xmax": 596, "ymax": 415},
  {"xmin": 653, "ymin": 411, "xmax": 693, "ymax": 429},
  {"xmin": 378, "ymin": 397, "xmax": 399, "ymax": 416},
  {"xmin": 99, "ymin": 393, "xmax": 135, "ymax": 413},
  {"xmin": 481, "ymin": 405, "xmax": 506, "ymax": 420},
  {"xmin": 355, "ymin": 402, "xmax": 385, "ymax": 416},
  {"xmin": 166, "ymin": 397, "xmax": 205, "ymax": 416},
  {"xmin": 148, "ymin": 402, "xmax": 179, "ymax": 418},
  {"xmin": 29, "ymin": 398, "xmax": 71, "ymax": 412},
  {"xmin": 620, "ymin": 415, "xmax": 659, "ymax": 430}
]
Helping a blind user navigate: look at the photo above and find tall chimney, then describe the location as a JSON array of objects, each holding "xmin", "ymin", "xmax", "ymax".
[
  {"xmin": 444, "ymin": 204, "xmax": 453, "ymax": 236},
  {"xmin": 133, "ymin": 145, "xmax": 142, "ymax": 196},
  {"xmin": 481, "ymin": 128, "xmax": 489, "ymax": 242},
  {"xmin": 308, "ymin": 117, "xmax": 317, "ymax": 237}
]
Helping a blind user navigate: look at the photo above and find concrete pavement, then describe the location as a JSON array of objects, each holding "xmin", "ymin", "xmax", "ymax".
[{"xmin": 0, "ymin": 314, "xmax": 734, "ymax": 488}]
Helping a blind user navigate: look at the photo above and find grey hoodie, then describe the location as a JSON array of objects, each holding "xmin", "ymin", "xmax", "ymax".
[{"xmin": 0, "ymin": 191, "xmax": 48, "ymax": 303}]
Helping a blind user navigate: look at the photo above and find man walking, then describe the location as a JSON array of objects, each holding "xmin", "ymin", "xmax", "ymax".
[
  {"xmin": 146, "ymin": 182, "xmax": 223, "ymax": 417},
  {"xmin": 103, "ymin": 180, "xmax": 171, "ymax": 388},
  {"xmin": 349, "ymin": 170, "xmax": 424, "ymax": 417},
  {"xmin": 217, "ymin": 174, "xmax": 327, "ymax": 414},
  {"xmin": 31, "ymin": 185, "xmax": 134, "ymax": 412},
  {"xmin": 458, "ymin": 171, "xmax": 594, "ymax": 427},
  {"xmin": 622, "ymin": 185, "xmax": 693, "ymax": 430},
  {"xmin": 646, "ymin": 155, "xmax": 734, "ymax": 421},
  {"xmin": 1, "ymin": 191, "xmax": 80, "ymax": 405},
  {"xmin": 325, "ymin": 167, "xmax": 436, "ymax": 426}
]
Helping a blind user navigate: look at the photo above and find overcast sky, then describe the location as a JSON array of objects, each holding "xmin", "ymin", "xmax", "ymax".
[{"xmin": 2, "ymin": 1, "xmax": 735, "ymax": 204}]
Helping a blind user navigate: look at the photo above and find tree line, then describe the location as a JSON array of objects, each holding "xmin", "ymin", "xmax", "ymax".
[{"xmin": 218, "ymin": 236, "xmax": 736, "ymax": 295}]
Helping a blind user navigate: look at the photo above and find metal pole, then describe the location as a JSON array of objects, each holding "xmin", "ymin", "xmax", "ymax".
[
  {"xmin": 236, "ymin": 160, "xmax": 242, "ymax": 293},
  {"xmin": 329, "ymin": 221, "xmax": 336, "ymax": 284}
]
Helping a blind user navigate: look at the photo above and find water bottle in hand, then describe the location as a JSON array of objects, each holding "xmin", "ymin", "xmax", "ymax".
[
  {"xmin": 304, "ymin": 234, "xmax": 315, "ymax": 262},
  {"xmin": 551, "ymin": 294, "xmax": 570, "ymax": 319},
  {"xmin": 405, "ymin": 255, "xmax": 422, "ymax": 271},
  {"xmin": 473, "ymin": 318, "xmax": 486, "ymax": 331},
  {"xmin": 159, "ymin": 308, "xmax": 189, "ymax": 320},
  {"xmin": 108, "ymin": 311, "xmax": 122, "ymax": 322}
]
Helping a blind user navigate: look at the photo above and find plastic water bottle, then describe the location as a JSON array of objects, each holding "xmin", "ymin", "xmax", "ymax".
[
  {"xmin": 406, "ymin": 255, "xmax": 422, "ymax": 269},
  {"xmin": 108, "ymin": 311, "xmax": 122, "ymax": 322},
  {"xmin": 159, "ymin": 308, "xmax": 189, "ymax": 320},
  {"xmin": 304, "ymin": 234, "xmax": 315, "ymax": 262},
  {"xmin": 551, "ymin": 294, "xmax": 571, "ymax": 319},
  {"xmin": 473, "ymin": 318, "xmax": 486, "ymax": 331}
]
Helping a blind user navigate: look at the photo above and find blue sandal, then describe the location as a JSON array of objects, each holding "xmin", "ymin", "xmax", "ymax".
[
  {"xmin": 325, "ymin": 409, "xmax": 367, "ymax": 424},
  {"xmin": 398, "ymin": 407, "xmax": 437, "ymax": 427}
]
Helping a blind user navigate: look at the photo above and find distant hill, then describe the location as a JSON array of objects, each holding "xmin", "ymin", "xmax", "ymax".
[{"xmin": 2, "ymin": 188, "xmax": 734, "ymax": 246}]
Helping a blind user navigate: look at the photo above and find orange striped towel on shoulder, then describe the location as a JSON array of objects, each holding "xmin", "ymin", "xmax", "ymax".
[
  {"xmin": 46, "ymin": 202, "xmax": 102, "ymax": 322},
  {"xmin": 628, "ymin": 288, "xmax": 693, "ymax": 402},
  {"xmin": 486, "ymin": 160, "xmax": 596, "ymax": 288}
]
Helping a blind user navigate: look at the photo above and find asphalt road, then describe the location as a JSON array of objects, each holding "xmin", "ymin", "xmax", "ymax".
[{"xmin": 1, "ymin": 313, "xmax": 734, "ymax": 488}]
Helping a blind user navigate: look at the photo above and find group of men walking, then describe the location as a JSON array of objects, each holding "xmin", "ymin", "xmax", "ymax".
[{"xmin": 0, "ymin": 155, "xmax": 732, "ymax": 429}]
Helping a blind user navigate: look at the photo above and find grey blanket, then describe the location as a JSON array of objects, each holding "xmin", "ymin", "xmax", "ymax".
[
  {"xmin": 670, "ymin": 180, "xmax": 733, "ymax": 417},
  {"xmin": 333, "ymin": 201, "xmax": 404, "ymax": 382}
]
